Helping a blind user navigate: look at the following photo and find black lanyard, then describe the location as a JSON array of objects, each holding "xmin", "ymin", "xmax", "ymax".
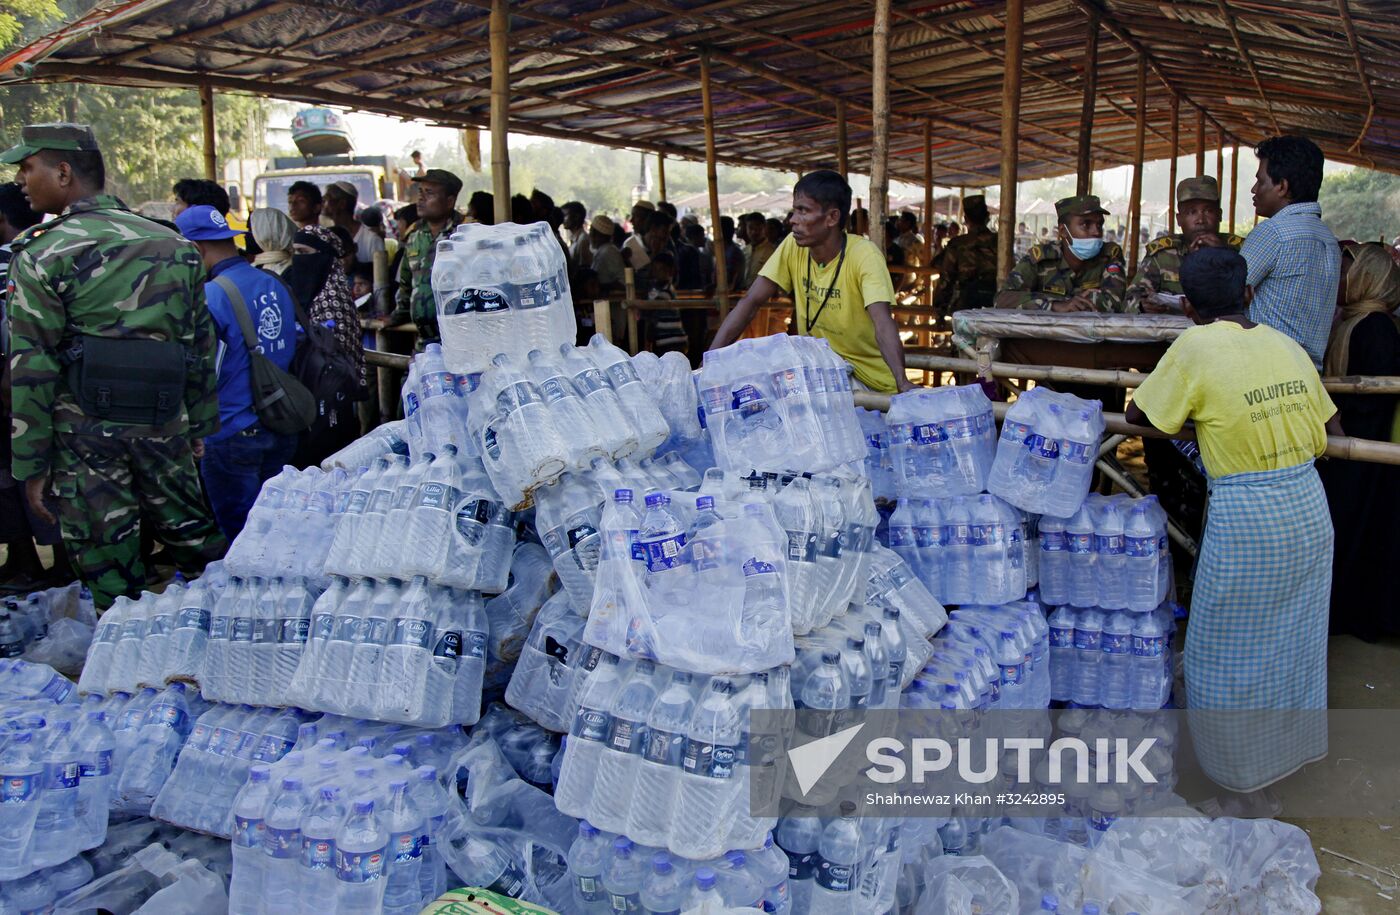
[{"xmin": 803, "ymin": 235, "xmax": 847, "ymax": 334}]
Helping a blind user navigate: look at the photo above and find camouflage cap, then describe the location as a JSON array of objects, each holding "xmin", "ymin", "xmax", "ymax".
[
  {"xmin": 0, "ymin": 123, "xmax": 99, "ymax": 165},
  {"xmin": 1176, "ymin": 175, "xmax": 1221, "ymax": 205},
  {"xmin": 1055, "ymin": 194, "xmax": 1110, "ymax": 220},
  {"xmin": 963, "ymin": 194, "xmax": 989, "ymax": 220},
  {"xmin": 410, "ymin": 167, "xmax": 462, "ymax": 196}
]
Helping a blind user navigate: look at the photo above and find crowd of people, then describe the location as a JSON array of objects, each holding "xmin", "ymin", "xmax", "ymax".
[{"xmin": 0, "ymin": 122, "xmax": 1397, "ymax": 797}]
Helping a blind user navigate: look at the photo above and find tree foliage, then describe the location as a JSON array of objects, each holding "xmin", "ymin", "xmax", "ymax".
[{"xmin": 1319, "ymin": 168, "xmax": 1400, "ymax": 244}]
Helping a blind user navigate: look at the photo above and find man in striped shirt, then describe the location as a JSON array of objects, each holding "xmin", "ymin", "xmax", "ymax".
[{"xmin": 1242, "ymin": 135, "xmax": 1341, "ymax": 369}]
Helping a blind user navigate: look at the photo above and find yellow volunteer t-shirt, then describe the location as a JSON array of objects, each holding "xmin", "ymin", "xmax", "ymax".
[
  {"xmin": 760, "ymin": 232, "xmax": 898, "ymax": 393},
  {"xmin": 1132, "ymin": 321, "xmax": 1336, "ymax": 478}
]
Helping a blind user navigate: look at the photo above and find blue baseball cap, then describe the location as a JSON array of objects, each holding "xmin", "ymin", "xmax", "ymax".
[{"xmin": 175, "ymin": 204, "xmax": 240, "ymax": 241}]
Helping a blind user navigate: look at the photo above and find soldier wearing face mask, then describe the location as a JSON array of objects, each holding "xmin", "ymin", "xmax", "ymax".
[{"xmin": 995, "ymin": 194, "xmax": 1127, "ymax": 312}]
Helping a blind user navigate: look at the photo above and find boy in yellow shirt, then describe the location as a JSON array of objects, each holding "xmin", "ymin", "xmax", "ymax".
[
  {"xmin": 708, "ymin": 170, "xmax": 913, "ymax": 394},
  {"xmin": 1127, "ymin": 246, "xmax": 1340, "ymax": 800}
]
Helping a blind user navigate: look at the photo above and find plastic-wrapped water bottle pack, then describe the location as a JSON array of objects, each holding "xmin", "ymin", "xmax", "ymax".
[
  {"xmin": 222, "ymin": 466, "xmax": 351, "ymax": 581},
  {"xmin": 504, "ymin": 592, "xmax": 589, "ymax": 734},
  {"xmin": 774, "ymin": 801, "xmax": 905, "ymax": 914},
  {"xmin": 886, "ymin": 384, "xmax": 997, "ymax": 499},
  {"xmin": 554, "ymin": 657, "xmax": 790, "ymax": 861},
  {"xmin": 887, "ymin": 492, "xmax": 1036, "ymax": 607},
  {"xmin": 432, "ymin": 220, "xmax": 577, "ymax": 376},
  {"xmin": 697, "ymin": 334, "xmax": 866, "ymax": 475},
  {"xmin": 987, "ymin": 386, "xmax": 1105, "ymax": 517},
  {"xmin": 2, "ymin": 583, "xmax": 97, "ymax": 677},
  {"xmin": 1039, "ymin": 494, "xmax": 1173, "ymax": 613},
  {"xmin": 856, "ymin": 407, "xmax": 897, "ymax": 502},
  {"xmin": 1047, "ymin": 602, "xmax": 1177, "ymax": 711}
]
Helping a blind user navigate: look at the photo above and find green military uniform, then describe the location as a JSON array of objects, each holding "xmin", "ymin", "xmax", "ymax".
[
  {"xmin": 996, "ymin": 194, "xmax": 1127, "ymax": 312},
  {"xmin": 393, "ymin": 168, "xmax": 464, "ymax": 348},
  {"xmin": 2, "ymin": 124, "xmax": 225, "ymax": 610},
  {"xmin": 1124, "ymin": 176, "xmax": 1245, "ymax": 313},
  {"xmin": 932, "ymin": 194, "xmax": 998, "ymax": 314}
]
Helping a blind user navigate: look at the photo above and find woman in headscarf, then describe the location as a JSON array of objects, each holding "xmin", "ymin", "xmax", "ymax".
[
  {"xmin": 1320, "ymin": 241, "xmax": 1400, "ymax": 640},
  {"xmin": 249, "ymin": 207, "xmax": 295, "ymax": 276}
]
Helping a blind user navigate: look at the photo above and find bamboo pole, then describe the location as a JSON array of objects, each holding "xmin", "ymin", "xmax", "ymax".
[
  {"xmin": 868, "ymin": 0, "xmax": 891, "ymax": 256},
  {"xmin": 1195, "ymin": 106, "xmax": 1206, "ymax": 175},
  {"xmin": 1229, "ymin": 142, "xmax": 1239, "ymax": 233},
  {"xmin": 1128, "ymin": 56, "xmax": 1147, "ymax": 276},
  {"xmin": 592, "ymin": 299, "xmax": 613, "ymax": 344},
  {"xmin": 997, "ymin": 0, "xmax": 1024, "ymax": 278},
  {"xmin": 1075, "ymin": 9, "xmax": 1098, "ymax": 196},
  {"xmin": 923, "ymin": 119, "xmax": 934, "ymax": 264},
  {"xmin": 490, "ymin": 0, "xmax": 511, "ymax": 224},
  {"xmin": 1167, "ymin": 95, "xmax": 1179, "ymax": 228},
  {"xmin": 656, "ymin": 153, "xmax": 666, "ymax": 202},
  {"xmin": 836, "ymin": 99, "xmax": 848, "ymax": 180},
  {"xmin": 1216, "ymin": 128, "xmax": 1225, "ymax": 182},
  {"xmin": 700, "ymin": 50, "xmax": 730, "ymax": 319},
  {"xmin": 199, "ymin": 84, "xmax": 216, "ymax": 182}
]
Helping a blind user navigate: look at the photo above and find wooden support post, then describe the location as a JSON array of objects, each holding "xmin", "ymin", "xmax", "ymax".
[
  {"xmin": 1229, "ymin": 142, "xmax": 1239, "ymax": 233},
  {"xmin": 1216, "ymin": 128, "xmax": 1225, "ymax": 181},
  {"xmin": 593, "ymin": 299, "xmax": 613, "ymax": 344},
  {"xmin": 997, "ymin": 0, "xmax": 1024, "ymax": 278},
  {"xmin": 656, "ymin": 153, "xmax": 666, "ymax": 202},
  {"xmin": 836, "ymin": 99, "xmax": 848, "ymax": 180},
  {"xmin": 868, "ymin": 0, "xmax": 891, "ymax": 256},
  {"xmin": 1195, "ymin": 106, "xmax": 1206, "ymax": 175},
  {"xmin": 1167, "ymin": 95, "xmax": 1179, "ymax": 229},
  {"xmin": 1128, "ymin": 55, "xmax": 1147, "ymax": 276},
  {"xmin": 490, "ymin": 0, "xmax": 511, "ymax": 224},
  {"xmin": 700, "ymin": 50, "xmax": 730, "ymax": 318},
  {"xmin": 1075, "ymin": 9, "xmax": 1098, "ymax": 196},
  {"xmin": 923, "ymin": 119, "xmax": 933, "ymax": 264},
  {"xmin": 199, "ymin": 84, "xmax": 216, "ymax": 182}
]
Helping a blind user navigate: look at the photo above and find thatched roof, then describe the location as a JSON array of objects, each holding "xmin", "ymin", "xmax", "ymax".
[{"xmin": 3, "ymin": 0, "xmax": 1396, "ymax": 185}]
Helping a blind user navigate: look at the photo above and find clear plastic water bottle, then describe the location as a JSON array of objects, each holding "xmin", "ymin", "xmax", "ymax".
[
  {"xmin": 881, "ymin": 607, "xmax": 907, "ymax": 694},
  {"xmin": 32, "ymin": 720, "xmax": 81, "ymax": 867},
  {"xmin": 800, "ymin": 651, "xmax": 850, "ymax": 739},
  {"xmin": 940, "ymin": 497, "xmax": 974, "ymax": 605},
  {"xmin": 335, "ymin": 797, "xmax": 389, "ymax": 913},
  {"xmin": 838, "ymin": 637, "xmax": 872, "ymax": 725},
  {"xmin": 641, "ymin": 851, "xmax": 689, "ymax": 915},
  {"xmin": 383, "ymin": 779, "xmax": 425, "ymax": 915},
  {"xmin": 299, "ymin": 784, "xmax": 346, "ymax": 911},
  {"xmin": 262, "ymin": 776, "xmax": 308, "ymax": 911},
  {"xmin": 863, "ymin": 622, "xmax": 890, "ymax": 709},
  {"xmin": 627, "ymin": 671, "xmax": 696, "ymax": 847},
  {"xmin": 559, "ymin": 344, "xmax": 639, "ymax": 459},
  {"xmin": 588, "ymin": 334, "xmax": 669, "ymax": 452},
  {"xmin": 687, "ymin": 867, "xmax": 725, "ymax": 912},
  {"xmin": 638, "ymin": 493, "xmax": 690, "ymax": 598},
  {"xmin": 590, "ymin": 660, "xmax": 659, "ymax": 835},
  {"xmin": 410, "ymin": 766, "xmax": 450, "ymax": 901},
  {"xmin": 672, "ymin": 677, "xmax": 745, "ymax": 860},
  {"xmin": 1065, "ymin": 505, "xmax": 1097, "ymax": 608},
  {"xmin": 1071, "ymin": 608, "xmax": 1104, "ymax": 708},
  {"xmin": 567, "ymin": 820, "xmax": 611, "ymax": 914},
  {"xmin": 604, "ymin": 836, "xmax": 645, "ymax": 913},
  {"xmin": 1130, "ymin": 611, "xmax": 1169, "ymax": 709},
  {"xmin": 1047, "ymin": 605, "xmax": 1076, "ymax": 704},
  {"xmin": 1094, "ymin": 500, "xmax": 1127, "ymax": 610},
  {"xmin": 1099, "ymin": 611, "xmax": 1134, "ymax": 709},
  {"xmin": 719, "ymin": 850, "xmax": 764, "ymax": 909},
  {"xmin": 1123, "ymin": 503, "xmax": 1160, "ymax": 612},
  {"xmin": 73, "ymin": 710, "xmax": 115, "ymax": 850},
  {"xmin": 228, "ymin": 765, "xmax": 273, "ymax": 915},
  {"xmin": 810, "ymin": 800, "xmax": 861, "ymax": 913},
  {"xmin": 753, "ymin": 833, "xmax": 792, "ymax": 914},
  {"xmin": 775, "ymin": 810, "xmax": 822, "ymax": 913},
  {"xmin": 912, "ymin": 498, "xmax": 944, "ymax": 603},
  {"xmin": 528, "ymin": 349, "xmax": 610, "ymax": 469},
  {"xmin": 454, "ymin": 836, "xmax": 528, "ymax": 898},
  {"xmin": 0, "ymin": 731, "xmax": 42, "ymax": 879},
  {"xmin": 1038, "ymin": 514, "xmax": 1069, "ymax": 606},
  {"xmin": 555, "ymin": 654, "xmax": 622, "ymax": 818}
]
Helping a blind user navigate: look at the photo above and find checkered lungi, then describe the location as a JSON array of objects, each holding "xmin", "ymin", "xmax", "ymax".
[{"xmin": 1185, "ymin": 460, "xmax": 1332, "ymax": 792}]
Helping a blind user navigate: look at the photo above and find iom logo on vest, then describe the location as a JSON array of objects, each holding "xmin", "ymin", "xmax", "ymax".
[{"xmin": 1244, "ymin": 377, "xmax": 1311, "ymax": 423}]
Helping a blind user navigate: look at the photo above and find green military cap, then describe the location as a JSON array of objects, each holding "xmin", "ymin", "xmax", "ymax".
[
  {"xmin": 1176, "ymin": 175, "xmax": 1221, "ymax": 205},
  {"xmin": 1054, "ymin": 194, "xmax": 1110, "ymax": 220},
  {"xmin": 0, "ymin": 123, "xmax": 100, "ymax": 165},
  {"xmin": 963, "ymin": 194, "xmax": 989, "ymax": 220},
  {"xmin": 410, "ymin": 167, "xmax": 463, "ymax": 197}
]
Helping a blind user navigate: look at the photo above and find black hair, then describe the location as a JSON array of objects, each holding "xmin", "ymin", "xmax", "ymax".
[
  {"xmin": 350, "ymin": 264, "xmax": 374, "ymax": 284},
  {"xmin": 287, "ymin": 180, "xmax": 322, "ymax": 206},
  {"xmin": 792, "ymin": 169, "xmax": 851, "ymax": 230},
  {"xmin": 358, "ymin": 206, "xmax": 384, "ymax": 229},
  {"xmin": 1180, "ymin": 246, "xmax": 1249, "ymax": 318},
  {"xmin": 657, "ymin": 201, "xmax": 677, "ymax": 220},
  {"xmin": 172, "ymin": 178, "xmax": 230, "ymax": 215},
  {"xmin": 411, "ymin": 149, "xmax": 422, "ymax": 159},
  {"xmin": 720, "ymin": 214, "xmax": 735, "ymax": 242},
  {"xmin": 766, "ymin": 217, "xmax": 786, "ymax": 241},
  {"xmin": 394, "ymin": 203, "xmax": 418, "ymax": 225},
  {"xmin": 651, "ymin": 251, "xmax": 676, "ymax": 268},
  {"xmin": 684, "ymin": 222, "xmax": 705, "ymax": 244},
  {"xmin": 530, "ymin": 189, "xmax": 555, "ymax": 210},
  {"xmin": 1254, "ymin": 135, "xmax": 1324, "ymax": 204},
  {"xmin": 39, "ymin": 149, "xmax": 104, "ymax": 191},
  {"xmin": 548, "ymin": 206, "xmax": 564, "ymax": 230},
  {"xmin": 467, "ymin": 190, "xmax": 494, "ymax": 225},
  {"xmin": 0, "ymin": 182, "xmax": 41, "ymax": 232},
  {"xmin": 898, "ymin": 211, "xmax": 918, "ymax": 230},
  {"xmin": 511, "ymin": 193, "xmax": 533, "ymax": 225},
  {"xmin": 561, "ymin": 201, "xmax": 585, "ymax": 220}
]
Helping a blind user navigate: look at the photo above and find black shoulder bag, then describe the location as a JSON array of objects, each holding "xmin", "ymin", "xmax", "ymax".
[{"xmin": 213, "ymin": 275, "xmax": 316, "ymax": 436}]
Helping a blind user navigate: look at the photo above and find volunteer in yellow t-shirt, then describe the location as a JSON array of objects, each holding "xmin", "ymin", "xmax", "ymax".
[
  {"xmin": 708, "ymin": 170, "xmax": 912, "ymax": 394},
  {"xmin": 1126, "ymin": 246, "xmax": 1340, "ymax": 798}
]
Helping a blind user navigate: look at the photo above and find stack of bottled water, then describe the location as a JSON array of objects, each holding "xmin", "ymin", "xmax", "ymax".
[
  {"xmin": 887, "ymin": 493, "xmax": 1034, "ymax": 607},
  {"xmin": 987, "ymin": 386, "xmax": 1105, "ymax": 517},
  {"xmin": 791, "ymin": 603, "xmax": 915, "ymax": 728},
  {"xmin": 504, "ymin": 593, "xmax": 589, "ymax": 734},
  {"xmin": 886, "ymin": 384, "xmax": 997, "ymax": 498},
  {"xmin": 400, "ymin": 343, "xmax": 475, "ymax": 459},
  {"xmin": 773, "ymin": 801, "xmax": 904, "ymax": 914},
  {"xmin": 467, "ymin": 337, "xmax": 675, "ymax": 505},
  {"xmin": 697, "ymin": 334, "xmax": 865, "ymax": 475},
  {"xmin": 226, "ymin": 720, "xmax": 462, "ymax": 915},
  {"xmin": 583, "ymin": 486, "xmax": 797, "ymax": 672},
  {"xmin": 555, "ymin": 656, "xmax": 791, "ymax": 861},
  {"xmin": 633, "ymin": 349, "xmax": 704, "ymax": 452},
  {"xmin": 320, "ymin": 418, "xmax": 411, "ymax": 471},
  {"xmin": 2, "ymin": 583, "xmax": 95, "ymax": 664},
  {"xmin": 856, "ymin": 408, "xmax": 897, "ymax": 502},
  {"xmin": 432, "ymin": 220, "xmax": 577, "ymax": 375},
  {"xmin": 0, "ymin": 853, "xmax": 95, "ymax": 913},
  {"xmin": 863, "ymin": 545, "xmax": 951, "ymax": 651},
  {"xmin": 283, "ymin": 576, "xmax": 488, "ymax": 728},
  {"xmin": 322, "ymin": 447, "xmax": 515, "ymax": 594},
  {"xmin": 223, "ymin": 466, "xmax": 352, "ymax": 581},
  {"xmin": 1047, "ymin": 602, "xmax": 1175, "ymax": 710},
  {"xmin": 1039, "ymin": 494, "xmax": 1172, "ymax": 612},
  {"xmin": 920, "ymin": 603, "xmax": 1052, "ymax": 711},
  {"xmin": 482, "ymin": 545, "xmax": 557, "ymax": 694},
  {"xmin": 565, "ymin": 820, "xmax": 792, "ymax": 913}
]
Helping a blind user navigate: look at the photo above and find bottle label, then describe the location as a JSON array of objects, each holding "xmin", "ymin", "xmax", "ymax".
[
  {"xmin": 421, "ymin": 370, "xmax": 455, "ymax": 399},
  {"xmin": 404, "ymin": 390, "xmax": 420, "ymax": 416},
  {"xmin": 209, "ymin": 615, "xmax": 230, "ymax": 640},
  {"xmin": 312, "ymin": 613, "xmax": 335, "ymax": 642},
  {"xmin": 692, "ymin": 536, "xmax": 722, "ymax": 572},
  {"xmin": 1067, "ymin": 532, "xmax": 1094, "ymax": 556},
  {"xmin": 461, "ymin": 629, "xmax": 487, "ymax": 660},
  {"xmin": 913, "ymin": 524, "xmax": 938, "ymax": 549},
  {"xmin": 572, "ymin": 368, "xmax": 608, "ymax": 397},
  {"xmin": 488, "ymin": 861, "xmax": 526, "ymax": 898},
  {"xmin": 454, "ymin": 498, "xmax": 501, "ymax": 544},
  {"xmin": 539, "ymin": 376, "xmax": 571, "ymax": 403},
  {"xmin": 345, "ymin": 490, "xmax": 370, "ymax": 515},
  {"xmin": 413, "ymin": 482, "xmax": 459, "ymax": 511},
  {"xmin": 389, "ymin": 830, "xmax": 421, "ymax": 863},
  {"xmin": 1125, "ymin": 535, "xmax": 1156, "ymax": 558},
  {"xmin": 814, "ymin": 857, "xmax": 855, "ymax": 893},
  {"xmin": 771, "ymin": 367, "xmax": 812, "ymax": 397},
  {"xmin": 605, "ymin": 361, "xmax": 641, "ymax": 388},
  {"xmin": 0, "ymin": 639, "xmax": 22, "ymax": 659},
  {"xmin": 1074, "ymin": 629, "xmax": 1102, "ymax": 651},
  {"xmin": 1041, "ymin": 530, "xmax": 1067, "ymax": 552},
  {"xmin": 785, "ymin": 848, "xmax": 817, "ymax": 882},
  {"xmin": 573, "ymin": 706, "xmax": 611, "ymax": 742},
  {"xmin": 301, "ymin": 835, "xmax": 335, "ymax": 871},
  {"xmin": 367, "ymin": 488, "xmax": 395, "ymax": 514},
  {"xmin": 731, "ymin": 383, "xmax": 770, "ymax": 418},
  {"xmin": 334, "ymin": 845, "xmax": 387, "ymax": 884},
  {"xmin": 643, "ymin": 533, "xmax": 688, "ymax": 572},
  {"xmin": 642, "ymin": 726, "xmax": 686, "ymax": 767},
  {"xmin": 150, "ymin": 703, "xmax": 188, "ymax": 732},
  {"xmin": 253, "ymin": 735, "xmax": 294, "ymax": 763},
  {"xmin": 1094, "ymin": 534, "xmax": 1125, "ymax": 556},
  {"xmin": 1001, "ymin": 419, "xmax": 1032, "ymax": 444},
  {"xmin": 681, "ymin": 738, "xmax": 738, "ymax": 779},
  {"xmin": 280, "ymin": 617, "xmax": 310, "ymax": 645},
  {"xmin": 820, "ymin": 531, "xmax": 843, "ymax": 559},
  {"xmin": 579, "ymin": 645, "xmax": 604, "ymax": 673},
  {"xmin": 910, "ymin": 422, "xmax": 948, "ymax": 444},
  {"xmin": 230, "ymin": 617, "xmax": 254, "ymax": 642},
  {"xmin": 1090, "ymin": 812, "xmax": 1116, "ymax": 832},
  {"xmin": 889, "ymin": 659, "xmax": 905, "ymax": 686},
  {"xmin": 888, "ymin": 526, "xmax": 913, "ymax": 549},
  {"xmin": 44, "ymin": 761, "xmax": 79, "ymax": 791},
  {"xmin": 147, "ymin": 615, "xmax": 171, "ymax": 637},
  {"xmin": 1049, "ymin": 625, "xmax": 1074, "ymax": 648},
  {"xmin": 785, "ymin": 529, "xmax": 818, "ymax": 563},
  {"xmin": 606, "ymin": 716, "xmax": 646, "ymax": 754},
  {"xmin": 176, "ymin": 607, "xmax": 212, "ymax": 632},
  {"xmin": 575, "ymin": 875, "xmax": 606, "ymax": 903},
  {"xmin": 1132, "ymin": 635, "xmax": 1165, "ymax": 659},
  {"xmin": 265, "ymin": 824, "xmax": 301, "ymax": 859},
  {"xmin": 391, "ymin": 483, "xmax": 417, "ymax": 511},
  {"xmin": 354, "ymin": 616, "xmax": 389, "ymax": 645},
  {"xmin": 391, "ymin": 618, "xmax": 433, "ymax": 649},
  {"xmin": 1102, "ymin": 632, "xmax": 1131, "ymax": 656},
  {"xmin": 207, "ymin": 727, "xmax": 236, "ymax": 758},
  {"xmin": 1000, "ymin": 662, "xmax": 1025, "ymax": 686},
  {"xmin": 700, "ymin": 385, "xmax": 729, "ymax": 417},
  {"xmin": 945, "ymin": 414, "xmax": 986, "ymax": 440},
  {"xmin": 1, "ymin": 773, "xmax": 38, "ymax": 802},
  {"xmin": 253, "ymin": 618, "xmax": 279, "ymax": 644},
  {"xmin": 1025, "ymin": 433, "xmax": 1060, "ymax": 461},
  {"xmin": 232, "ymin": 815, "xmax": 264, "ymax": 849},
  {"xmin": 431, "ymin": 629, "xmax": 462, "ymax": 661},
  {"xmin": 1062, "ymin": 440, "xmax": 1095, "ymax": 465},
  {"xmin": 608, "ymin": 890, "xmax": 640, "ymax": 913}
]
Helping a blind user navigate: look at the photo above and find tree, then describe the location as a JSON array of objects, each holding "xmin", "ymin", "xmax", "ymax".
[{"xmin": 1319, "ymin": 168, "xmax": 1400, "ymax": 244}]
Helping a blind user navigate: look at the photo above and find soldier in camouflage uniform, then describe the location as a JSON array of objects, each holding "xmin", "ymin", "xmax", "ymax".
[
  {"xmin": 3, "ymin": 124, "xmax": 225, "ymax": 610},
  {"xmin": 392, "ymin": 168, "xmax": 464, "ymax": 348},
  {"xmin": 995, "ymin": 194, "xmax": 1127, "ymax": 312},
  {"xmin": 1124, "ymin": 175, "xmax": 1245, "ymax": 313},
  {"xmin": 932, "ymin": 194, "xmax": 998, "ymax": 315}
]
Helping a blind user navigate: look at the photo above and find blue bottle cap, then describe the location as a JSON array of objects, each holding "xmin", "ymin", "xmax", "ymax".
[
  {"xmin": 695, "ymin": 868, "xmax": 717, "ymax": 891},
  {"xmin": 613, "ymin": 488, "xmax": 633, "ymax": 503},
  {"xmin": 645, "ymin": 492, "xmax": 669, "ymax": 507},
  {"xmin": 695, "ymin": 495, "xmax": 715, "ymax": 511}
]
